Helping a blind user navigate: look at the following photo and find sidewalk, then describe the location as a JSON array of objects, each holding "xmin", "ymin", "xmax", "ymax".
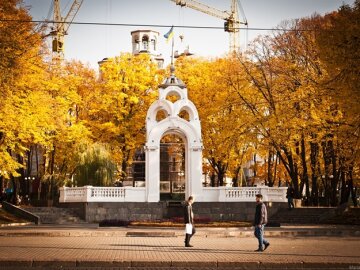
[
  {"xmin": 0, "ymin": 223, "xmax": 359, "ymax": 237},
  {"xmin": 0, "ymin": 224, "xmax": 359, "ymax": 269}
]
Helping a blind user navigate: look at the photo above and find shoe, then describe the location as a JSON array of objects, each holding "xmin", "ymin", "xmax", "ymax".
[
  {"xmin": 254, "ymin": 248, "xmax": 263, "ymax": 252},
  {"xmin": 264, "ymin": 243, "xmax": 270, "ymax": 251},
  {"xmin": 185, "ymin": 244, "xmax": 193, "ymax": 247}
]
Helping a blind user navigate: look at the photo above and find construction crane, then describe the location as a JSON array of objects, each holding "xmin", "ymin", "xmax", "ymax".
[
  {"xmin": 50, "ymin": 0, "xmax": 83, "ymax": 60},
  {"xmin": 170, "ymin": 0, "xmax": 247, "ymax": 53}
]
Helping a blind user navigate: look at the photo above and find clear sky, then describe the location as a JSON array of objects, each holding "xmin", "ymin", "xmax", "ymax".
[{"xmin": 23, "ymin": 0, "xmax": 354, "ymax": 69}]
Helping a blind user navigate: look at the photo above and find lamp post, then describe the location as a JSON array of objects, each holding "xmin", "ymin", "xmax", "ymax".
[
  {"xmin": 24, "ymin": 176, "xmax": 35, "ymax": 196},
  {"xmin": 178, "ymin": 171, "xmax": 185, "ymax": 192}
]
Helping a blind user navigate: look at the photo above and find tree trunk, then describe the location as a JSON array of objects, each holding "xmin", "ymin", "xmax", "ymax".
[
  {"xmin": 273, "ymin": 152, "xmax": 278, "ymax": 187},
  {"xmin": 300, "ymin": 136, "xmax": 310, "ymax": 204},
  {"xmin": 0, "ymin": 176, "xmax": 3, "ymax": 197},
  {"xmin": 348, "ymin": 166, "xmax": 357, "ymax": 207},
  {"xmin": 280, "ymin": 146, "xmax": 299, "ymax": 198},
  {"xmin": 232, "ymin": 166, "xmax": 241, "ymax": 187},
  {"xmin": 322, "ymin": 140, "xmax": 331, "ymax": 206},
  {"xmin": 329, "ymin": 140, "xmax": 339, "ymax": 206},
  {"xmin": 208, "ymin": 158, "xmax": 227, "ymax": 187},
  {"xmin": 253, "ymin": 154, "xmax": 257, "ymax": 178},
  {"xmin": 17, "ymin": 154, "xmax": 26, "ymax": 197},
  {"xmin": 49, "ymin": 146, "xmax": 56, "ymax": 201},
  {"xmin": 121, "ymin": 159, "xmax": 128, "ymax": 183},
  {"xmin": 217, "ymin": 163, "xmax": 227, "ymax": 187},
  {"xmin": 10, "ymin": 176, "xmax": 17, "ymax": 205},
  {"xmin": 210, "ymin": 173, "xmax": 216, "ymax": 187},
  {"xmin": 267, "ymin": 147, "xmax": 274, "ymax": 187},
  {"xmin": 310, "ymin": 141, "xmax": 319, "ymax": 206},
  {"xmin": 339, "ymin": 157, "xmax": 347, "ymax": 204},
  {"xmin": 38, "ymin": 145, "xmax": 48, "ymax": 201}
]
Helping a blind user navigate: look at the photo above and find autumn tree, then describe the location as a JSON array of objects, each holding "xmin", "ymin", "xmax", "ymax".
[
  {"xmin": 0, "ymin": 0, "xmax": 57, "ymax": 202},
  {"xmin": 0, "ymin": 0, "xmax": 99, "ymax": 201},
  {"xmin": 175, "ymin": 56, "xmax": 255, "ymax": 186},
  {"xmin": 315, "ymin": 1, "xmax": 360, "ymax": 205},
  {"xmin": 36, "ymin": 61, "xmax": 96, "ymax": 199},
  {"xmin": 85, "ymin": 53, "xmax": 161, "ymax": 181},
  {"xmin": 228, "ymin": 10, "xmax": 359, "ymax": 205},
  {"xmin": 233, "ymin": 21, "xmax": 336, "ymax": 203}
]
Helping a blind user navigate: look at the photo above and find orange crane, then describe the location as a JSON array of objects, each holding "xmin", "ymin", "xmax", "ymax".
[
  {"xmin": 50, "ymin": 0, "xmax": 83, "ymax": 60},
  {"xmin": 170, "ymin": 0, "xmax": 247, "ymax": 52}
]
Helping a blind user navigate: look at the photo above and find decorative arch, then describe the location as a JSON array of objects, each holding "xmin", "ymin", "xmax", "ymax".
[
  {"xmin": 142, "ymin": 35, "xmax": 149, "ymax": 51},
  {"xmin": 155, "ymin": 110, "xmax": 168, "ymax": 122},
  {"xmin": 160, "ymin": 86, "xmax": 187, "ymax": 101},
  {"xmin": 147, "ymin": 100, "xmax": 173, "ymax": 132},
  {"xmin": 174, "ymin": 100, "xmax": 199, "ymax": 122},
  {"xmin": 145, "ymin": 74, "xmax": 203, "ymax": 202},
  {"xmin": 178, "ymin": 110, "xmax": 190, "ymax": 122}
]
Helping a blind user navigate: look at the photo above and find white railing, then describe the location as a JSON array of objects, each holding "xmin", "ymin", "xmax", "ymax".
[
  {"xmin": 60, "ymin": 186, "xmax": 287, "ymax": 203},
  {"xmin": 203, "ymin": 186, "xmax": 287, "ymax": 202},
  {"xmin": 59, "ymin": 186, "xmax": 146, "ymax": 203},
  {"xmin": 59, "ymin": 186, "xmax": 87, "ymax": 202}
]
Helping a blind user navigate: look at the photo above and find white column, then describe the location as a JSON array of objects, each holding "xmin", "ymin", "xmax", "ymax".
[
  {"xmin": 59, "ymin": 187, "xmax": 66, "ymax": 203},
  {"xmin": 145, "ymin": 145, "xmax": 160, "ymax": 202},
  {"xmin": 188, "ymin": 146, "xmax": 203, "ymax": 201},
  {"xmin": 85, "ymin": 186, "xmax": 92, "ymax": 202}
]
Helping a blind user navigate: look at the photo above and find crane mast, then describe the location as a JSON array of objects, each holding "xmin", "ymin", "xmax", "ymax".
[
  {"xmin": 170, "ymin": 0, "xmax": 247, "ymax": 52},
  {"xmin": 51, "ymin": 0, "xmax": 83, "ymax": 61}
]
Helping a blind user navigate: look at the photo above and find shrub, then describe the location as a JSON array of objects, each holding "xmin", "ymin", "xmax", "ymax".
[{"xmin": 99, "ymin": 219, "xmax": 130, "ymax": 227}]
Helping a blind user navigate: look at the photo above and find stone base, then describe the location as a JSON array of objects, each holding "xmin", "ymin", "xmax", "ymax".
[
  {"xmin": 60, "ymin": 202, "xmax": 167, "ymax": 223},
  {"xmin": 193, "ymin": 202, "xmax": 286, "ymax": 222},
  {"xmin": 58, "ymin": 201, "xmax": 287, "ymax": 223}
]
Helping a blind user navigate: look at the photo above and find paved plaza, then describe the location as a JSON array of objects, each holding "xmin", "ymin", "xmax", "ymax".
[{"xmin": 0, "ymin": 225, "xmax": 359, "ymax": 269}]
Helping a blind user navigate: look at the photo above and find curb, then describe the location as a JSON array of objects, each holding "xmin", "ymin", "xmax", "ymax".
[
  {"xmin": 0, "ymin": 260, "xmax": 358, "ymax": 269},
  {"xmin": 0, "ymin": 222, "xmax": 33, "ymax": 227},
  {"xmin": 0, "ymin": 229, "xmax": 359, "ymax": 237}
]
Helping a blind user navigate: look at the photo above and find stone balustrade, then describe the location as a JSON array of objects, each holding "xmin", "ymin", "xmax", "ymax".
[
  {"xmin": 60, "ymin": 186, "xmax": 287, "ymax": 203},
  {"xmin": 59, "ymin": 186, "xmax": 146, "ymax": 203},
  {"xmin": 202, "ymin": 186, "xmax": 287, "ymax": 202}
]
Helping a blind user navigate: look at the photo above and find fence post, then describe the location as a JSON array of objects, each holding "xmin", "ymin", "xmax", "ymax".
[
  {"xmin": 59, "ymin": 187, "xmax": 65, "ymax": 203},
  {"xmin": 259, "ymin": 186, "xmax": 269, "ymax": 202},
  {"xmin": 84, "ymin": 186, "xmax": 92, "ymax": 202},
  {"xmin": 218, "ymin": 187, "xmax": 226, "ymax": 201}
]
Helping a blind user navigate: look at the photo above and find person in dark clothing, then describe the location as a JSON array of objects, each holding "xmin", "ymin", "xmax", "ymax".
[
  {"xmin": 254, "ymin": 194, "xmax": 270, "ymax": 252},
  {"xmin": 184, "ymin": 195, "xmax": 196, "ymax": 247},
  {"xmin": 287, "ymin": 185, "xmax": 295, "ymax": 210}
]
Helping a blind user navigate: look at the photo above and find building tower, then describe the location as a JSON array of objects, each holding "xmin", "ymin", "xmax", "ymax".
[{"xmin": 131, "ymin": 30, "xmax": 164, "ymax": 69}]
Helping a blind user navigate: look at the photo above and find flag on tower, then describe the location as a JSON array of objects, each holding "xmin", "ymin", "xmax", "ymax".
[{"xmin": 164, "ymin": 26, "xmax": 174, "ymax": 43}]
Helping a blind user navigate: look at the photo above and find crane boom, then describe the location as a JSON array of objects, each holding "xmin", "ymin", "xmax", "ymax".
[
  {"xmin": 171, "ymin": 0, "xmax": 231, "ymax": 20},
  {"xmin": 63, "ymin": 0, "xmax": 83, "ymax": 34},
  {"xmin": 170, "ymin": 0, "xmax": 247, "ymax": 52},
  {"xmin": 51, "ymin": 0, "xmax": 83, "ymax": 61}
]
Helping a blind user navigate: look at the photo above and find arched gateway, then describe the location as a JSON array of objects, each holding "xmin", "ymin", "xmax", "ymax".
[{"xmin": 145, "ymin": 67, "xmax": 203, "ymax": 202}]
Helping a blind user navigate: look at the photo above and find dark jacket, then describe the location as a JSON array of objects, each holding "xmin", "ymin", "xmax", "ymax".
[
  {"xmin": 184, "ymin": 201, "xmax": 194, "ymax": 224},
  {"xmin": 286, "ymin": 187, "xmax": 295, "ymax": 198},
  {"xmin": 254, "ymin": 202, "xmax": 268, "ymax": 226}
]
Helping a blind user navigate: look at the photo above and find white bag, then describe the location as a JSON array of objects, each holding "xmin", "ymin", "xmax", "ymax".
[{"xmin": 185, "ymin": 223, "xmax": 193, "ymax": 234}]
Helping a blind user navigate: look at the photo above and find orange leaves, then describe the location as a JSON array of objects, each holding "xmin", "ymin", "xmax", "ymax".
[
  {"xmin": 175, "ymin": 56, "xmax": 254, "ymax": 182},
  {"xmin": 85, "ymin": 53, "xmax": 160, "ymax": 169}
]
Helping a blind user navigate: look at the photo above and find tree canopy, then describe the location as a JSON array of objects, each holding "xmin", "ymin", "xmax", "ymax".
[{"xmin": 0, "ymin": 0, "xmax": 358, "ymax": 206}]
